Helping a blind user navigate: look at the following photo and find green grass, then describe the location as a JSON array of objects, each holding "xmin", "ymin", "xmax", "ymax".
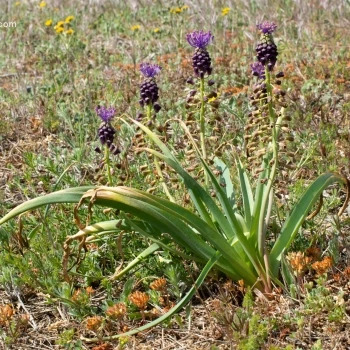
[{"xmin": 0, "ymin": 0, "xmax": 349, "ymax": 348}]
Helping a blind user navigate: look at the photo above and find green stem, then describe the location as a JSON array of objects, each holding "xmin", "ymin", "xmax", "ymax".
[
  {"xmin": 199, "ymin": 77, "xmax": 209, "ymax": 188},
  {"xmin": 146, "ymin": 105, "xmax": 175, "ymax": 202},
  {"xmin": 104, "ymin": 146, "xmax": 113, "ymax": 186},
  {"xmin": 257, "ymin": 67, "xmax": 283, "ymax": 291}
]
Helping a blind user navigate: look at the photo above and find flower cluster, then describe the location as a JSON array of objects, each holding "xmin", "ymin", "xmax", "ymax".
[
  {"xmin": 255, "ymin": 21, "xmax": 278, "ymax": 71},
  {"xmin": 45, "ymin": 16, "xmax": 75, "ymax": 35},
  {"xmin": 221, "ymin": 7, "xmax": 230, "ymax": 16},
  {"xmin": 139, "ymin": 63, "xmax": 162, "ymax": 113},
  {"xmin": 131, "ymin": 24, "xmax": 141, "ymax": 31},
  {"xmin": 169, "ymin": 5, "xmax": 188, "ymax": 14},
  {"xmin": 95, "ymin": 106, "xmax": 120, "ymax": 155},
  {"xmin": 245, "ymin": 22, "xmax": 291, "ymax": 174},
  {"xmin": 186, "ymin": 31, "xmax": 213, "ymax": 78}
]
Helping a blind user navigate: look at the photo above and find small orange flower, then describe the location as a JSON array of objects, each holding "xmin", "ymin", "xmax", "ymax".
[
  {"xmin": 343, "ymin": 266, "xmax": 350, "ymax": 277},
  {"xmin": 305, "ymin": 246, "xmax": 321, "ymax": 261},
  {"xmin": 92, "ymin": 343, "xmax": 113, "ymax": 350},
  {"xmin": 105, "ymin": 303, "xmax": 127, "ymax": 320},
  {"xmin": 128, "ymin": 291, "xmax": 149, "ymax": 310},
  {"xmin": 86, "ymin": 286, "xmax": 94, "ymax": 295},
  {"xmin": 0, "ymin": 305, "xmax": 14, "ymax": 326},
  {"xmin": 312, "ymin": 256, "xmax": 332, "ymax": 275},
  {"xmin": 85, "ymin": 316, "xmax": 103, "ymax": 331},
  {"xmin": 150, "ymin": 278, "xmax": 167, "ymax": 292},
  {"xmin": 287, "ymin": 252, "xmax": 312, "ymax": 275},
  {"xmin": 71, "ymin": 289, "xmax": 81, "ymax": 302}
]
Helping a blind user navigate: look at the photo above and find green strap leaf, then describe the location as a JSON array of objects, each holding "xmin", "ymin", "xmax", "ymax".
[
  {"xmin": 0, "ymin": 186, "xmax": 93, "ymax": 226},
  {"xmin": 214, "ymin": 157, "xmax": 237, "ymax": 210},
  {"xmin": 109, "ymin": 242, "xmax": 160, "ymax": 280},
  {"xmin": 79, "ymin": 187, "xmax": 257, "ymax": 283},
  {"xmin": 269, "ymin": 172, "xmax": 348, "ymax": 276},
  {"xmin": 236, "ymin": 158, "xmax": 254, "ymax": 229}
]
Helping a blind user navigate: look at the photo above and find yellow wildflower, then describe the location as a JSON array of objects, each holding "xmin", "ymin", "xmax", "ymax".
[
  {"xmin": 153, "ymin": 28, "xmax": 160, "ymax": 33},
  {"xmin": 222, "ymin": 7, "xmax": 230, "ymax": 16},
  {"xmin": 55, "ymin": 21, "xmax": 65, "ymax": 28},
  {"xmin": 208, "ymin": 92, "xmax": 220, "ymax": 103},
  {"xmin": 65, "ymin": 15, "xmax": 74, "ymax": 23},
  {"xmin": 181, "ymin": 5, "xmax": 189, "ymax": 10},
  {"xmin": 131, "ymin": 24, "xmax": 140, "ymax": 31},
  {"xmin": 15, "ymin": 1, "xmax": 20, "ymax": 6},
  {"xmin": 39, "ymin": 1, "xmax": 46, "ymax": 8},
  {"xmin": 45, "ymin": 19, "xmax": 52, "ymax": 26},
  {"xmin": 65, "ymin": 29, "xmax": 74, "ymax": 35},
  {"xmin": 170, "ymin": 7, "xmax": 183, "ymax": 14},
  {"xmin": 55, "ymin": 27, "xmax": 64, "ymax": 33}
]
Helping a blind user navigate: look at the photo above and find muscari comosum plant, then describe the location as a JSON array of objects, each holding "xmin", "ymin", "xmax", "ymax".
[{"xmin": 1, "ymin": 23, "xmax": 349, "ymax": 340}]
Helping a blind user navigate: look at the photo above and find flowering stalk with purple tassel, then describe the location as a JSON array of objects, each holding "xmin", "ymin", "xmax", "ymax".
[
  {"xmin": 186, "ymin": 30, "xmax": 214, "ymax": 187},
  {"xmin": 138, "ymin": 63, "xmax": 174, "ymax": 201},
  {"xmin": 95, "ymin": 106, "xmax": 120, "ymax": 185}
]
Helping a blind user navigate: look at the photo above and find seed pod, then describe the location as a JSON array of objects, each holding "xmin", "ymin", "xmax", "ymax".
[
  {"xmin": 278, "ymin": 142, "xmax": 287, "ymax": 149},
  {"xmin": 245, "ymin": 124, "xmax": 255, "ymax": 131},
  {"xmin": 135, "ymin": 132, "xmax": 144, "ymax": 139},
  {"xmin": 147, "ymin": 187, "xmax": 157, "ymax": 194},
  {"xmin": 248, "ymin": 141, "xmax": 259, "ymax": 148},
  {"xmin": 256, "ymin": 149, "xmax": 266, "ymax": 157},
  {"xmin": 285, "ymin": 163, "xmax": 296, "ymax": 169},
  {"xmin": 252, "ymin": 130, "xmax": 264, "ymax": 138},
  {"xmin": 186, "ymin": 165, "xmax": 197, "ymax": 172}
]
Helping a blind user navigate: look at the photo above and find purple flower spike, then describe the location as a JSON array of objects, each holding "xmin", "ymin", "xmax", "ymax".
[
  {"xmin": 186, "ymin": 31, "xmax": 213, "ymax": 49},
  {"xmin": 251, "ymin": 62, "xmax": 265, "ymax": 79},
  {"xmin": 96, "ymin": 106, "xmax": 116, "ymax": 123},
  {"xmin": 140, "ymin": 63, "xmax": 162, "ymax": 78},
  {"xmin": 257, "ymin": 21, "xmax": 277, "ymax": 34}
]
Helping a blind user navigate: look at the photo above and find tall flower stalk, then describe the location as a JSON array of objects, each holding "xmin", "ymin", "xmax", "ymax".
[
  {"xmin": 186, "ymin": 30, "xmax": 214, "ymax": 187},
  {"xmin": 139, "ymin": 63, "xmax": 174, "ymax": 201},
  {"xmin": 247, "ymin": 22, "xmax": 284, "ymax": 286},
  {"xmin": 95, "ymin": 106, "xmax": 120, "ymax": 185}
]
